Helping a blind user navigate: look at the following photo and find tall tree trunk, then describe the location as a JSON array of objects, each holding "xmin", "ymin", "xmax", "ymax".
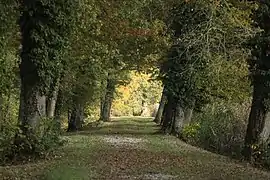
[
  {"xmin": 184, "ymin": 107, "xmax": 194, "ymax": 125},
  {"xmin": 19, "ymin": 83, "xmax": 46, "ymax": 132},
  {"xmin": 161, "ymin": 96, "xmax": 176, "ymax": 134},
  {"xmin": 183, "ymin": 100, "xmax": 195, "ymax": 125},
  {"xmin": 54, "ymin": 89, "xmax": 63, "ymax": 129},
  {"xmin": 46, "ymin": 80, "xmax": 59, "ymax": 118},
  {"xmin": 0, "ymin": 94, "xmax": 4, "ymax": 132},
  {"xmin": 100, "ymin": 97, "xmax": 104, "ymax": 118},
  {"xmin": 19, "ymin": 61, "xmax": 47, "ymax": 132},
  {"xmin": 172, "ymin": 104, "xmax": 185, "ymax": 136},
  {"xmin": 161, "ymin": 95, "xmax": 193, "ymax": 136},
  {"xmin": 19, "ymin": 1, "xmax": 49, "ymax": 134},
  {"xmin": 100, "ymin": 78, "xmax": 116, "ymax": 122},
  {"xmin": 260, "ymin": 112, "xmax": 270, "ymax": 142},
  {"xmin": 141, "ymin": 99, "xmax": 150, "ymax": 117},
  {"xmin": 18, "ymin": 82, "xmax": 25, "ymax": 124},
  {"xmin": 67, "ymin": 103, "xmax": 84, "ymax": 132},
  {"xmin": 100, "ymin": 78, "xmax": 106, "ymax": 116},
  {"xmin": 172, "ymin": 105, "xmax": 194, "ymax": 137},
  {"xmin": 243, "ymin": 82, "xmax": 269, "ymax": 160},
  {"xmin": 154, "ymin": 88, "xmax": 167, "ymax": 124},
  {"xmin": 0, "ymin": 94, "xmax": 3, "ymax": 120}
]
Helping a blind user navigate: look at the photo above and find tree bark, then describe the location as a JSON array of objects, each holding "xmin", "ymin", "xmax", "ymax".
[
  {"xmin": 260, "ymin": 112, "xmax": 270, "ymax": 142},
  {"xmin": 67, "ymin": 103, "xmax": 84, "ymax": 132},
  {"xmin": 183, "ymin": 100, "xmax": 195, "ymax": 125},
  {"xmin": 100, "ymin": 77, "xmax": 116, "ymax": 122},
  {"xmin": 18, "ymin": 82, "xmax": 25, "ymax": 124},
  {"xmin": 19, "ymin": 83, "xmax": 46, "ymax": 132},
  {"xmin": 19, "ymin": 1, "xmax": 48, "ymax": 134},
  {"xmin": 172, "ymin": 104, "xmax": 185, "ymax": 136},
  {"xmin": 243, "ymin": 82, "xmax": 269, "ymax": 160},
  {"xmin": 141, "ymin": 101, "xmax": 150, "ymax": 117},
  {"xmin": 100, "ymin": 96, "xmax": 105, "ymax": 118},
  {"xmin": 161, "ymin": 96, "xmax": 176, "ymax": 134},
  {"xmin": 19, "ymin": 64, "xmax": 47, "ymax": 132},
  {"xmin": 161, "ymin": 95, "xmax": 194, "ymax": 136},
  {"xmin": 184, "ymin": 107, "xmax": 194, "ymax": 125},
  {"xmin": 54, "ymin": 89, "xmax": 63, "ymax": 129},
  {"xmin": 0, "ymin": 94, "xmax": 3, "ymax": 120},
  {"xmin": 154, "ymin": 88, "xmax": 167, "ymax": 124},
  {"xmin": 46, "ymin": 82, "xmax": 59, "ymax": 118},
  {"xmin": 100, "ymin": 78, "xmax": 106, "ymax": 116},
  {"xmin": 0, "ymin": 94, "xmax": 4, "ymax": 132}
]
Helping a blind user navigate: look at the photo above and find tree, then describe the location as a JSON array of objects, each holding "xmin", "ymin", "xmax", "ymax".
[
  {"xmin": 154, "ymin": 87, "xmax": 167, "ymax": 124},
  {"xmin": 243, "ymin": 0, "xmax": 270, "ymax": 160},
  {"xmin": 19, "ymin": 0, "xmax": 76, "ymax": 135},
  {"xmin": 100, "ymin": 74, "xmax": 118, "ymax": 122},
  {"xmin": 160, "ymin": 0, "xmax": 254, "ymax": 135}
]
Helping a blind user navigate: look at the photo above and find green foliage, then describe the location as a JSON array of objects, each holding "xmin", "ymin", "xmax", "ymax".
[
  {"xmin": 19, "ymin": 0, "xmax": 78, "ymax": 93},
  {"xmin": 247, "ymin": 1, "xmax": 270, "ymax": 110},
  {"xmin": 182, "ymin": 102, "xmax": 249, "ymax": 158},
  {"xmin": 0, "ymin": 1, "xmax": 19, "ymax": 96},
  {"xmin": 0, "ymin": 94, "xmax": 20, "ymax": 163},
  {"xmin": 112, "ymin": 72, "xmax": 162, "ymax": 116},
  {"xmin": 181, "ymin": 123, "xmax": 200, "ymax": 143},
  {"xmin": 241, "ymin": 1, "xmax": 270, "ymax": 162},
  {"xmin": 0, "ymin": 118, "xmax": 63, "ymax": 164},
  {"xmin": 59, "ymin": 0, "xmax": 168, "ymax": 115},
  {"xmin": 0, "ymin": 0, "xmax": 267, "ymax": 171},
  {"xmin": 161, "ymin": 0, "xmax": 254, "ymax": 109},
  {"xmin": 0, "ymin": 124, "xmax": 19, "ymax": 164},
  {"xmin": 254, "ymin": 142, "xmax": 270, "ymax": 168},
  {"xmin": 34, "ymin": 118, "xmax": 64, "ymax": 152}
]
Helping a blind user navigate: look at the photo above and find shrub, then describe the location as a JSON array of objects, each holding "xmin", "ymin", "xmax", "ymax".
[
  {"xmin": 34, "ymin": 118, "xmax": 64, "ymax": 154},
  {"xmin": 181, "ymin": 101, "xmax": 270, "ymax": 169},
  {"xmin": 0, "ymin": 118, "xmax": 64, "ymax": 165},
  {"xmin": 182, "ymin": 102, "xmax": 249, "ymax": 158},
  {"xmin": 85, "ymin": 105, "xmax": 100, "ymax": 122},
  {"xmin": 181, "ymin": 123, "xmax": 200, "ymax": 144},
  {"xmin": 251, "ymin": 142, "xmax": 270, "ymax": 169},
  {"xmin": 0, "ymin": 123, "xmax": 18, "ymax": 163}
]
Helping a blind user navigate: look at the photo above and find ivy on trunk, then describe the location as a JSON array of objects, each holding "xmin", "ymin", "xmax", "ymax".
[
  {"xmin": 19, "ymin": 0, "xmax": 76, "ymax": 134},
  {"xmin": 243, "ymin": 1, "xmax": 270, "ymax": 160}
]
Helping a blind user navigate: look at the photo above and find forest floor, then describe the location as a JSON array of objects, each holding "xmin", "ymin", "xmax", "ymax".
[{"xmin": 1, "ymin": 117, "xmax": 270, "ymax": 180}]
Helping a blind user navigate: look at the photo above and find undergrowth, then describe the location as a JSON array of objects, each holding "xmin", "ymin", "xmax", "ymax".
[{"xmin": 0, "ymin": 118, "xmax": 64, "ymax": 165}]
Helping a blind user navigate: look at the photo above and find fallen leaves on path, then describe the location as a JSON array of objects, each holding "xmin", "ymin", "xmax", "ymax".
[{"xmin": 95, "ymin": 148, "xmax": 183, "ymax": 180}]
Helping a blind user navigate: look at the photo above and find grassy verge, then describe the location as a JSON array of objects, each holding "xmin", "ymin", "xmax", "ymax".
[{"xmin": 1, "ymin": 117, "xmax": 270, "ymax": 180}]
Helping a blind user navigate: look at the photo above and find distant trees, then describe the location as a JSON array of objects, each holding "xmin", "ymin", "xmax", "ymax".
[{"xmin": 112, "ymin": 72, "xmax": 162, "ymax": 117}]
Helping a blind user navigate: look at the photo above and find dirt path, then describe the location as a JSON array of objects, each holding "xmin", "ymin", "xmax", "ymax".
[{"xmin": 1, "ymin": 117, "xmax": 270, "ymax": 180}]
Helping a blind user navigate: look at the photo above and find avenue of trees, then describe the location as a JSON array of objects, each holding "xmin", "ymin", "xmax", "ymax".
[{"xmin": 1, "ymin": 0, "xmax": 270, "ymax": 168}]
